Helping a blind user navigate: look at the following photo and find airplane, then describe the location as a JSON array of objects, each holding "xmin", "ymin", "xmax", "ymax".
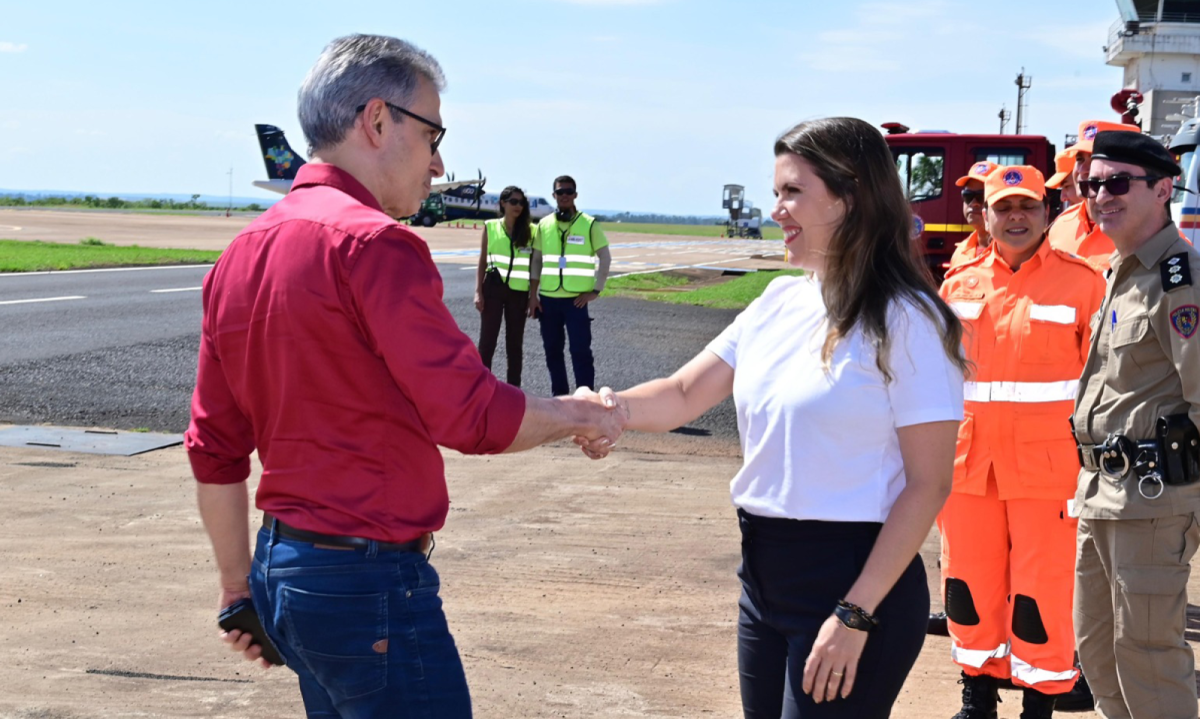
[{"xmin": 252, "ymin": 124, "xmax": 551, "ymax": 224}]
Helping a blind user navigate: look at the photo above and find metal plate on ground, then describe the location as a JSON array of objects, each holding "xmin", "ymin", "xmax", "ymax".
[{"xmin": 0, "ymin": 426, "xmax": 183, "ymax": 456}]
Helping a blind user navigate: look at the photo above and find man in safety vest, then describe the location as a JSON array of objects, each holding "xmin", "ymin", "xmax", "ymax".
[
  {"xmin": 528, "ymin": 175, "xmax": 612, "ymax": 396},
  {"xmin": 1047, "ymin": 120, "xmax": 1141, "ymax": 271},
  {"xmin": 948, "ymin": 161, "xmax": 999, "ymax": 268},
  {"xmin": 1045, "ymin": 150, "xmax": 1080, "ymax": 212},
  {"xmin": 939, "ymin": 166, "xmax": 1106, "ymax": 719}
]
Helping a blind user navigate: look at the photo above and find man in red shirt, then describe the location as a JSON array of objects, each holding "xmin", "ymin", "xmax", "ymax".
[{"xmin": 186, "ymin": 35, "xmax": 622, "ymax": 718}]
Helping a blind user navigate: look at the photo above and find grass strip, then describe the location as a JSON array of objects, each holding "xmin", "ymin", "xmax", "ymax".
[
  {"xmin": 602, "ymin": 222, "xmax": 783, "ymax": 240},
  {"xmin": 604, "ymin": 269, "xmax": 804, "ymax": 310},
  {"xmin": 0, "ymin": 239, "xmax": 222, "ymax": 272}
]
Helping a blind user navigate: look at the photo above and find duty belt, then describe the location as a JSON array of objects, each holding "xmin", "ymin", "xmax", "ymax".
[{"xmin": 1077, "ymin": 435, "xmax": 1167, "ymax": 500}]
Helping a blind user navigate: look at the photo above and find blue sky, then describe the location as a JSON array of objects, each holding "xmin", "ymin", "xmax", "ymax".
[{"xmin": 1, "ymin": 0, "xmax": 1123, "ymax": 215}]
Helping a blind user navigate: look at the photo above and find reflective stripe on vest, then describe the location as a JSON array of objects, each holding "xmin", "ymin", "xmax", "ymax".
[
  {"xmin": 951, "ymin": 642, "xmax": 1010, "ymax": 669},
  {"xmin": 962, "ymin": 380, "xmax": 1079, "ymax": 403},
  {"xmin": 538, "ymin": 213, "xmax": 597, "ymax": 293},
  {"xmin": 1010, "ymin": 654, "xmax": 1077, "ymax": 685},
  {"xmin": 485, "ymin": 219, "xmax": 532, "ymax": 291}
]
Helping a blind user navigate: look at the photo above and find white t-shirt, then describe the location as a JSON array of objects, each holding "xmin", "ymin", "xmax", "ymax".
[{"xmin": 706, "ymin": 275, "xmax": 964, "ymax": 523}]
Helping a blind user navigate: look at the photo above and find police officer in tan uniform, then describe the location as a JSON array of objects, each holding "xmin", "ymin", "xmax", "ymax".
[{"xmin": 1072, "ymin": 130, "xmax": 1200, "ymax": 719}]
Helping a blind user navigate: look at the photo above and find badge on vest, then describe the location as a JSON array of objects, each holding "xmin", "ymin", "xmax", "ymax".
[
  {"xmin": 566, "ymin": 235, "xmax": 586, "ymax": 246},
  {"xmin": 1171, "ymin": 304, "xmax": 1199, "ymax": 339},
  {"xmin": 558, "ymin": 256, "xmax": 567, "ymax": 269},
  {"xmin": 518, "ymin": 247, "xmax": 532, "ymax": 254}
]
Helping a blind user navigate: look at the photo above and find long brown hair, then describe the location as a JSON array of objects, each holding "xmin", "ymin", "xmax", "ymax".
[
  {"xmin": 499, "ymin": 185, "xmax": 532, "ymax": 248},
  {"xmin": 774, "ymin": 117, "xmax": 967, "ymax": 380}
]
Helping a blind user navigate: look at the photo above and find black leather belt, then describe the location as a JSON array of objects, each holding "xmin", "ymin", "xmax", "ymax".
[
  {"xmin": 1077, "ymin": 437, "xmax": 1166, "ymax": 499},
  {"xmin": 264, "ymin": 513, "xmax": 431, "ymax": 553}
]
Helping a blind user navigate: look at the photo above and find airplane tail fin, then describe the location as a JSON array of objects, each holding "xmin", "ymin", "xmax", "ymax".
[{"xmin": 255, "ymin": 124, "xmax": 307, "ymax": 180}]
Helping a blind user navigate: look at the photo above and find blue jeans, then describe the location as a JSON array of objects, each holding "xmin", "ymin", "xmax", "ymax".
[
  {"xmin": 537, "ymin": 294, "xmax": 594, "ymax": 396},
  {"xmin": 249, "ymin": 526, "xmax": 472, "ymax": 719}
]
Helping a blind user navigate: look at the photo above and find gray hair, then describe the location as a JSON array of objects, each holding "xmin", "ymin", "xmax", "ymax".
[{"xmin": 297, "ymin": 34, "xmax": 446, "ymax": 153}]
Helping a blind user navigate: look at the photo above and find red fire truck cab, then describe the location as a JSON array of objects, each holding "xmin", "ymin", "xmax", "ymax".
[{"xmin": 883, "ymin": 123, "xmax": 1056, "ymax": 272}]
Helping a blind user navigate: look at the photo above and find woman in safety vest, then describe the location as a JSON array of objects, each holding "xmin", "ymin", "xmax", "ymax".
[{"xmin": 475, "ymin": 185, "xmax": 535, "ymax": 386}]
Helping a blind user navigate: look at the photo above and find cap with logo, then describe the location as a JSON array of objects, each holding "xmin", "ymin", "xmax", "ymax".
[
  {"xmin": 1045, "ymin": 150, "xmax": 1077, "ymax": 189},
  {"xmin": 955, "ymin": 160, "xmax": 1000, "ymax": 187},
  {"xmin": 984, "ymin": 165, "xmax": 1046, "ymax": 204},
  {"xmin": 1091, "ymin": 131, "xmax": 1182, "ymax": 178},
  {"xmin": 1068, "ymin": 119, "xmax": 1142, "ymax": 156}
]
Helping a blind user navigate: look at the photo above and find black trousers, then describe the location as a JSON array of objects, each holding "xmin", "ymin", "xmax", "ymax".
[
  {"xmin": 737, "ymin": 509, "xmax": 928, "ymax": 719},
  {"xmin": 477, "ymin": 273, "xmax": 529, "ymax": 386}
]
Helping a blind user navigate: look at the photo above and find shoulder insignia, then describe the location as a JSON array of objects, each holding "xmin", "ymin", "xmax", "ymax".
[
  {"xmin": 1171, "ymin": 305, "xmax": 1199, "ymax": 339},
  {"xmin": 1161, "ymin": 253, "xmax": 1193, "ymax": 292}
]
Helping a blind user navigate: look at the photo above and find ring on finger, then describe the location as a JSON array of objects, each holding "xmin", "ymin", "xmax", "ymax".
[{"xmin": 830, "ymin": 671, "xmax": 843, "ymax": 677}]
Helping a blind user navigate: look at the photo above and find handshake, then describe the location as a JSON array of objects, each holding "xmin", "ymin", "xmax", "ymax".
[{"xmin": 568, "ymin": 386, "xmax": 629, "ymax": 460}]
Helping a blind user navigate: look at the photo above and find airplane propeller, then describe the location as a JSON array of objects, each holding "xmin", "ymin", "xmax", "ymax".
[{"xmin": 474, "ymin": 169, "xmax": 486, "ymax": 212}]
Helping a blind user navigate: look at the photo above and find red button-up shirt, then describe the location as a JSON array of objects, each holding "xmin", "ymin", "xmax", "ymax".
[{"xmin": 185, "ymin": 163, "xmax": 525, "ymax": 543}]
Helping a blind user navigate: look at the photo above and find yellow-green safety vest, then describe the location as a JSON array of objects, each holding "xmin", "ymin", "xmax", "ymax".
[
  {"xmin": 485, "ymin": 219, "xmax": 533, "ymax": 292},
  {"xmin": 538, "ymin": 213, "xmax": 598, "ymax": 293}
]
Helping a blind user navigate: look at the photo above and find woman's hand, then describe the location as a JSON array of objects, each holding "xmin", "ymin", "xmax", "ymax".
[
  {"xmin": 802, "ymin": 614, "xmax": 868, "ymax": 702},
  {"xmin": 474, "ymin": 290, "xmax": 484, "ymax": 313}
]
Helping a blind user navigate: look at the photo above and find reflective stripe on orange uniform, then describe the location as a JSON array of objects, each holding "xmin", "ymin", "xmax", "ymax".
[{"xmin": 938, "ymin": 237, "xmax": 1105, "ymax": 694}]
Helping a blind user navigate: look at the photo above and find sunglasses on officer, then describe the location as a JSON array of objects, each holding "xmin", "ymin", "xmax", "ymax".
[
  {"xmin": 554, "ymin": 187, "xmax": 577, "ymax": 197},
  {"xmin": 1081, "ymin": 175, "xmax": 1163, "ymax": 198},
  {"xmin": 962, "ymin": 189, "xmax": 985, "ymax": 205}
]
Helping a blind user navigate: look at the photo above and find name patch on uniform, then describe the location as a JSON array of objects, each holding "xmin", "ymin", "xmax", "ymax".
[
  {"xmin": 1160, "ymin": 253, "xmax": 1193, "ymax": 291},
  {"xmin": 1171, "ymin": 305, "xmax": 1199, "ymax": 339},
  {"xmin": 950, "ymin": 301, "xmax": 984, "ymax": 320},
  {"xmin": 1029, "ymin": 304, "xmax": 1076, "ymax": 324},
  {"xmin": 566, "ymin": 235, "xmax": 586, "ymax": 246},
  {"xmin": 518, "ymin": 247, "xmax": 533, "ymax": 254}
]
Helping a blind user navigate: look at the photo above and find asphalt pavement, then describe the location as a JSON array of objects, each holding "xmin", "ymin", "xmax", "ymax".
[{"xmin": 0, "ymin": 263, "xmax": 741, "ymax": 444}]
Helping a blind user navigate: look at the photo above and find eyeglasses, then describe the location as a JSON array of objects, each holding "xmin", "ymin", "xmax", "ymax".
[
  {"xmin": 554, "ymin": 187, "xmax": 577, "ymax": 197},
  {"xmin": 504, "ymin": 197, "xmax": 525, "ymax": 206},
  {"xmin": 1082, "ymin": 175, "xmax": 1162, "ymax": 198},
  {"xmin": 355, "ymin": 101, "xmax": 446, "ymax": 155},
  {"xmin": 962, "ymin": 190, "xmax": 985, "ymax": 205}
]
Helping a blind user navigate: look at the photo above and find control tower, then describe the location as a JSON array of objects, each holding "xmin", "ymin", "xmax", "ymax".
[{"xmin": 1106, "ymin": 0, "xmax": 1200, "ymax": 137}]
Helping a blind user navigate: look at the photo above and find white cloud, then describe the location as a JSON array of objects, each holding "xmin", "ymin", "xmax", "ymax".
[
  {"xmin": 0, "ymin": 42, "xmax": 28, "ymax": 53},
  {"xmin": 1023, "ymin": 21, "xmax": 1112, "ymax": 60},
  {"xmin": 799, "ymin": 1, "xmax": 982, "ymax": 74}
]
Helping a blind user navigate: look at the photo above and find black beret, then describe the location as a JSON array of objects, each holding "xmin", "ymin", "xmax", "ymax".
[{"xmin": 1091, "ymin": 131, "xmax": 1182, "ymax": 178}]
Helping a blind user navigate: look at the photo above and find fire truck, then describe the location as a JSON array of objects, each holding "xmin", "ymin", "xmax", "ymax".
[{"xmin": 883, "ymin": 123, "xmax": 1057, "ymax": 274}]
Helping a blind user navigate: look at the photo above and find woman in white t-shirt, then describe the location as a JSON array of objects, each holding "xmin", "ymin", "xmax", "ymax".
[{"xmin": 580, "ymin": 117, "xmax": 968, "ymax": 718}]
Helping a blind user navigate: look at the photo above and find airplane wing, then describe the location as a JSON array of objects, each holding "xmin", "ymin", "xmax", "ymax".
[{"xmin": 432, "ymin": 178, "xmax": 485, "ymax": 193}]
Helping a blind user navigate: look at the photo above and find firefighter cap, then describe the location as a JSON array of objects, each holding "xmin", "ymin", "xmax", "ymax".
[
  {"xmin": 955, "ymin": 160, "xmax": 1000, "ymax": 187},
  {"xmin": 1069, "ymin": 119, "xmax": 1142, "ymax": 155},
  {"xmin": 1045, "ymin": 150, "xmax": 1076, "ymax": 189},
  {"xmin": 985, "ymin": 165, "xmax": 1046, "ymax": 204},
  {"xmin": 1091, "ymin": 131, "xmax": 1182, "ymax": 178}
]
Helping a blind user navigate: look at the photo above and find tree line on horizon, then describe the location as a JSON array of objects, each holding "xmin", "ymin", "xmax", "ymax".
[{"xmin": 0, "ymin": 194, "xmax": 266, "ymax": 212}]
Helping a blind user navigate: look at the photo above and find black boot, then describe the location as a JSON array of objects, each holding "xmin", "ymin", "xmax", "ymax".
[
  {"xmin": 928, "ymin": 610, "xmax": 949, "ymax": 636},
  {"xmin": 1053, "ymin": 668, "xmax": 1094, "ymax": 712},
  {"xmin": 1020, "ymin": 687, "xmax": 1056, "ymax": 719},
  {"xmin": 951, "ymin": 672, "xmax": 999, "ymax": 719}
]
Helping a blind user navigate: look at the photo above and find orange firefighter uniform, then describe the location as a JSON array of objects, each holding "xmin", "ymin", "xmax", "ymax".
[
  {"xmin": 948, "ymin": 161, "xmax": 1000, "ymax": 269},
  {"xmin": 1047, "ymin": 120, "xmax": 1140, "ymax": 271},
  {"xmin": 938, "ymin": 166, "xmax": 1106, "ymax": 694}
]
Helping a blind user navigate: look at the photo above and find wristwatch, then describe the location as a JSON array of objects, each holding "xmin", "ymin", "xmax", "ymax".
[{"xmin": 834, "ymin": 600, "xmax": 879, "ymax": 632}]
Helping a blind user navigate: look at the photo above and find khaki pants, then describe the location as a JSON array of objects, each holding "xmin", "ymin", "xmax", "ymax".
[{"xmin": 1074, "ymin": 513, "xmax": 1200, "ymax": 719}]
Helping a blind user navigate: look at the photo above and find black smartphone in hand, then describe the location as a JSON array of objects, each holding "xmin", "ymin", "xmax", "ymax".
[{"xmin": 218, "ymin": 598, "xmax": 285, "ymax": 666}]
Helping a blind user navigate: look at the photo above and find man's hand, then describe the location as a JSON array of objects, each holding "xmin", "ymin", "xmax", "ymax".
[
  {"xmin": 572, "ymin": 386, "xmax": 628, "ymax": 459},
  {"xmin": 573, "ymin": 291, "xmax": 600, "ymax": 308},
  {"xmin": 474, "ymin": 290, "xmax": 484, "ymax": 313},
  {"xmin": 527, "ymin": 295, "xmax": 542, "ymax": 318},
  {"xmin": 217, "ymin": 585, "xmax": 273, "ymax": 670}
]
